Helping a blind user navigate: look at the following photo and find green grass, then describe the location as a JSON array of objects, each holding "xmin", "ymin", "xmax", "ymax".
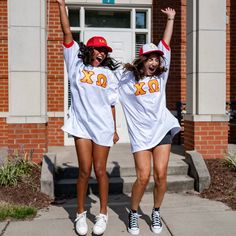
[{"xmin": 0, "ymin": 202, "xmax": 37, "ymax": 221}]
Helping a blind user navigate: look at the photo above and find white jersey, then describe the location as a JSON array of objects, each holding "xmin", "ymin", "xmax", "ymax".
[
  {"xmin": 62, "ymin": 41, "xmax": 118, "ymax": 146},
  {"xmin": 117, "ymin": 40, "xmax": 180, "ymax": 153}
]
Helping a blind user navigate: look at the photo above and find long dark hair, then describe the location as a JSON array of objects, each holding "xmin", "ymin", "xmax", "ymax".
[
  {"xmin": 124, "ymin": 54, "xmax": 167, "ymax": 82},
  {"xmin": 78, "ymin": 42, "xmax": 121, "ymax": 71}
]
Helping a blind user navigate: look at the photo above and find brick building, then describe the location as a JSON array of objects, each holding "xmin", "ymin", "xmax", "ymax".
[{"xmin": 0, "ymin": 0, "xmax": 235, "ymax": 162}]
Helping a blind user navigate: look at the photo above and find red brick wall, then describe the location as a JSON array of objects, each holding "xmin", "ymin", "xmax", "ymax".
[
  {"xmin": 0, "ymin": 1, "xmax": 8, "ymax": 146},
  {"xmin": 152, "ymin": 0, "xmax": 186, "ymax": 110},
  {"xmin": 184, "ymin": 121, "xmax": 229, "ymax": 159},
  {"xmin": 0, "ymin": 1, "xmax": 50, "ymax": 162},
  {"xmin": 7, "ymin": 124, "xmax": 47, "ymax": 163},
  {"xmin": 47, "ymin": 117, "xmax": 64, "ymax": 146},
  {"xmin": 0, "ymin": 0, "xmax": 8, "ymax": 112},
  {"xmin": 229, "ymin": 0, "xmax": 236, "ymax": 100},
  {"xmin": 228, "ymin": 0, "xmax": 236, "ymax": 143},
  {"xmin": 0, "ymin": 118, "xmax": 8, "ymax": 146},
  {"xmin": 1, "ymin": 120, "xmax": 49, "ymax": 162},
  {"xmin": 226, "ymin": 0, "xmax": 230, "ymax": 101},
  {"xmin": 47, "ymin": 0, "xmax": 64, "ymax": 146},
  {"xmin": 0, "ymin": 1, "xmax": 235, "ymax": 161}
]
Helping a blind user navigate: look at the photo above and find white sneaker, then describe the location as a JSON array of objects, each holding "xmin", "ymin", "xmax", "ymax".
[
  {"xmin": 92, "ymin": 213, "xmax": 108, "ymax": 235},
  {"xmin": 74, "ymin": 211, "xmax": 88, "ymax": 235}
]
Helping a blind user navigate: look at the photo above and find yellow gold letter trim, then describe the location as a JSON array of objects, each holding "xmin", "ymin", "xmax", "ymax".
[
  {"xmin": 80, "ymin": 70, "xmax": 94, "ymax": 84},
  {"xmin": 148, "ymin": 79, "xmax": 159, "ymax": 93},
  {"xmin": 96, "ymin": 74, "xmax": 107, "ymax": 88},
  {"xmin": 134, "ymin": 82, "xmax": 146, "ymax": 96}
]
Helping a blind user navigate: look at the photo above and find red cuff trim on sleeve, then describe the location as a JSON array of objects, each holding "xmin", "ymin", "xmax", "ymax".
[
  {"xmin": 63, "ymin": 41, "xmax": 74, "ymax": 48},
  {"xmin": 161, "ymin": 40, "xmax": 170, "ymax": 51}
]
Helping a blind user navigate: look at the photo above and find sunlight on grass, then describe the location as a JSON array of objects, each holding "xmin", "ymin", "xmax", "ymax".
[{"xmin": 0, "ymin": 201, "xmax": 37, "ymax": 221}]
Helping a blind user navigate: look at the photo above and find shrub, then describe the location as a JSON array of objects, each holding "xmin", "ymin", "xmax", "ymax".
[
  {"xmin": 225, "ymin": 152, "xmax": 236, "ymax": 171},
  {"xmin": 0, "ymin": 146, "xmax": 37, "ymax": 186}
]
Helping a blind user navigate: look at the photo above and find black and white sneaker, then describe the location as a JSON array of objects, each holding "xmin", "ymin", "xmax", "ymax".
[
  {"xmin": 151, "ymin": 208, "xmax": 163, "ymax": 234},
  {"xmin": 128, "ymin": 210, "xmax": 141, "ymax": 235}
]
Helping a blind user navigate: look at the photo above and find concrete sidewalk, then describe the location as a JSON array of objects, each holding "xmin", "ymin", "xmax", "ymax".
[{"xmin": 1, "ymin": 192, "xmax": 236, "ymax": 236}]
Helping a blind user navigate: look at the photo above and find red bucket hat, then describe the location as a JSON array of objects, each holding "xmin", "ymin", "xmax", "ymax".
[
  {"xmin": 86, "ymin": 36, "xmax": 112, "ymax": 52},
  {"xmin": 139, "ymin": 43, "xmax": 164, "ymax": 56}
]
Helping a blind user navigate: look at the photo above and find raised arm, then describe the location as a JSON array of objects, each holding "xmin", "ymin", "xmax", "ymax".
[
  {"xmin": 161, "ymin": 7, "xmax": 176, "ymax": 46},
  {"xmin": 56, "ymin": 0, "xmax": 73, "ymax": 44}
]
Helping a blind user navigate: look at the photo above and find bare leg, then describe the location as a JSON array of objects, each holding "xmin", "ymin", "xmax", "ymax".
[
  {"xmin": 152, "ymin": 144, "xmax": 171, "ymax": 208},
  {"xmin": 74, "ymin": 137, "xmax": 93, "ymax": 213},
  {"xmin": 131, "ymin": 150, "xmax": 152, "ymax": 211},
  {"xmin": 92, "ymin": 143, "xmax": 110, "ymax": 214}
]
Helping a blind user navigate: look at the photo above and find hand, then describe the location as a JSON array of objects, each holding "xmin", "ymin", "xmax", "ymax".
[
  {"xmin": 113, "ymin": 131, "xmax": 119, "ymax": 144},
  {"xmin": 56, "ymin": 0, "xmax": 65, "ymax": 6},
  {"xmin": 161, "ymin": 7, "xmax": 176, "ymax": 19}
]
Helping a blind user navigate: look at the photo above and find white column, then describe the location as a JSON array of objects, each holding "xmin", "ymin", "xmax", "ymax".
[
  {"xmin": 186, "ymin": 0, "xmax": 228, "ymax": 122},
  {"xmin": 7, "ymin": 0, "xmax": 47, "ymax": 123}
]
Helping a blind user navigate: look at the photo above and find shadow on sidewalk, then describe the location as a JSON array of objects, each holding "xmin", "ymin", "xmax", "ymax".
[
  {"xmin": 106, "ymin": 161, "xmax": 152, "ymax": 229},
  {"xmin": 53, "ymin": 160, "xmax": 152, "ymax": 233}
]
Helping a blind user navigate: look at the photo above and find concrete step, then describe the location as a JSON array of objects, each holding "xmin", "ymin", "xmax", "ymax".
[
  {"xmin": 53, "ymin": 144, "xmax": 189, "ymax": 179},
  {"xmin": 42, "ymin": 144, "xmax": 195, "ymax": 198},
  {"xmin": 55, "ymin": 175, "xmax": 194, "ymax": 197},
  {"xmin": 55, "ymin": 160, "xmax": 189, "ymax": 179}
]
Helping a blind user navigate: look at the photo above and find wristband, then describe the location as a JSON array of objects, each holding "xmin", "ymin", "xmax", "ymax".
[{"xmin": 168, "ymin": 18, "xmax": 175, "ymax": 20}]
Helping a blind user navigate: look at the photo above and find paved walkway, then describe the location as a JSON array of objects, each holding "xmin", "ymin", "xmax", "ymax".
[{"xmin": 1, "ymin": 192, "xmax": 236, "ymax": 236}]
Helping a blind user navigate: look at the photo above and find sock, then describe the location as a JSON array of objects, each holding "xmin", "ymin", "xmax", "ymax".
[
  {"xmin": 154, "ymin": 207, "xmax": 160, "ymax": 212},
  {"xmin": 131, "ymin": 209, "xmax": 137, "ymax": 213}
]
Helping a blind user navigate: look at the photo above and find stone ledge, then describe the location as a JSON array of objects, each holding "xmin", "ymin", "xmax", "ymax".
[
  {"xmin": 185, "ymin": 150, "xmax": 211, "ymax": 192},
  {"xmin": 40, "ymin": 153, "xmax": 56, "ymax": 199}
]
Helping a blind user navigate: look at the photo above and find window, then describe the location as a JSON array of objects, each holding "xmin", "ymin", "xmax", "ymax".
[
  {"xmin": 135, "ymin": 34, "xmax": 147, "ymax": 57},
  {"xmin": 136, "ymin": 12, "xmax": 146, "ymax": 29},
  {"xmin": 85, "ymin": 10, "xmax": 131, "ymax": 28},
  {"xmin": 72, "ymin": 32, "xmax": 80, "ymax": 44},
  {"xmin": 68, "ymin": 9, "xmax": 80, "ymax": 27}
]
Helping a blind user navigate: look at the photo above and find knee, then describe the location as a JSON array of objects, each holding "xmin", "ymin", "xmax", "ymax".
[
  {"xmin": 79, "ymin": 168, "xmax": 91, "ymax": 180},
  {"xmin": 94, "ymin": 166, "xmax": 107, "ymax": 179},
  {"xmin": 137, "ymin": 173, "xmax": 150, "ymax": 187},
  {"xmin": 154, "ymin": 172, "xmax": 167, "ymax": 185}
]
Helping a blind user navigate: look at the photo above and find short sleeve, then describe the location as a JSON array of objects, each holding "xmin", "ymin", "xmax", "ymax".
[{"xmin": 63, "ymin": 41, "xmax": 80, "ymax": 73}]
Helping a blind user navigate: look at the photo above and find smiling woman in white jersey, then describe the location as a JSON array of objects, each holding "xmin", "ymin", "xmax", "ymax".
[
  {"xmin": 117, "ymin": 7, "xmax": 180, "ymax": 235},
  {"xmin": 56, "ymin": 1, "xmax": 120, "ymax": 235}
]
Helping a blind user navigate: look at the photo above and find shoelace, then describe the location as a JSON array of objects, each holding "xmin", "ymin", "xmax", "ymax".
[
  {"xmin": 152, "ymin": 210, "xmax": 161, "ymax": 227},
  {"xmin": 95, "ymin": 215, "xmax": 107, "ymax": 227},
  {"xmin": 129, "ymin": 212, "xmax": 141, "ymax": 228},
  {"xmin": 75, "ymin": 211, "xmax": 87, "ymax": 223}
]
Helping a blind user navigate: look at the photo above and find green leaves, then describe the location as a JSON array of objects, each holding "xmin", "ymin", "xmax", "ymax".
[
  {"xmin": 0, "ymin": 161, "xmax": 32, "ymax": 186},
  {"xmin": 225, "ymin": 153, "xmax": 236, "ymax": 171},
  {"xmin": 0, "ymin": 147, "xmax": 36, "ymax": 186}
]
